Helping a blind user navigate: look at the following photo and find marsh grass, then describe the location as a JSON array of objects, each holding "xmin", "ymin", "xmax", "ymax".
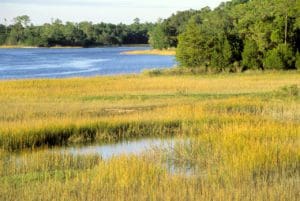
[
  {"xmin": 122, "ymin": 48, "xmax": 176, "ymax": 56},
  {"xmin": 0, "ymin": 71, "xmax": 299, "ymax": 200},
  {"xmin": 0, "ymin": 120, "xmax": 182, "ymax": 151}
]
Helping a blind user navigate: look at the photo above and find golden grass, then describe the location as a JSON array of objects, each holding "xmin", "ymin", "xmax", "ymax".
[
  {"xmin": 122, "ymin": 48, "xmax": 176, "ymax": 56},
  {"xmin": 0, "ymin": 71, "xmax": 299, "ymax": 150},
  {"xmin": 0, "ymin": 71, "xmax": 299, "ymax": 200}
]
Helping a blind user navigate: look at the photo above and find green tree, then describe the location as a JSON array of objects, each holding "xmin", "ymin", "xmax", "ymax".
[
  {"xmin": 6, "ymin": 15, "xmax": 31, "ymax": 45},
  {"xmin": 242, "ymin": 40, "xmax": 262, "ymax": 69},
  {"xmin": 177, "ymin": 7, "xmax": 238, "ymax": 70},
  {"xmin": 211, "ymin": 39, "xmax": 233, "ymax": 71},
  {"xmin": 14, "ymin": 15, "xmax": 30, "ymax": 27},
  {"xmin": 1, "ymin": 16, "xmax": 154, "ymax": 47},
  {"xmin": 264, "ymin": 49, "xmax": 285, "ymax": 70},
  {"xmin": 164, "ymin": 9, "xmax": 201, "ymax": 47},
  {"xmin": 176, "ymin": 16, "xmax": 205, "ymax": 67},
  {"xmin": 149, "ymin": 9, "xmax": 201, "ymax": 49},
  {"xmin": 149, "ymin": 21, "xmax": 169, "ymax": 49},
  {"xmin": 0, "ymin": 24, "xmax": 7, "ymax": 45}
]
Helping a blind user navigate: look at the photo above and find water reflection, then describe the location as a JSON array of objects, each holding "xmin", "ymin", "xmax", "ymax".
[
  {"xmin": 61, "ymin": 137, "xmax": 195, "ymax": 175},
  {"xmin": 64, "ymin": 138, "xmax": 176, "ymax": 159},
  {"xmin": 10, "ymin": 137, "xmax": 196, "ymax": 175}
]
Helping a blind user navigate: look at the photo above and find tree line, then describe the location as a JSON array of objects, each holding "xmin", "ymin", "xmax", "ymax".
[
  {"xmin": 0, "ymin": 16, "xmax": 153, "ymax": 47},
  {"xmin": 149, "ymin": 0, "xmax": 300, "ymax": 71},
  {"xmin": 1, "ymin": 0, "xmax": 299, "ymax": 71}
]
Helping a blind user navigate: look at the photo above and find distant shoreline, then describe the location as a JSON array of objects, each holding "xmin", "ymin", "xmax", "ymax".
[
  {"xmin": 0, "ymin": 45, "xmax": 176, "ymax": 56},
  {"xmin": 0, "ymin": 45, "xmax": 83, "ymax": 49},
  {"xmin": 0, "ymin": 44, "xmax": 150, "ymax": 49}
]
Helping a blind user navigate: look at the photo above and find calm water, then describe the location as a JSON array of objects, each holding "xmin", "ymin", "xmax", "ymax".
[
  {"xmin": 61, "ymin": 137, "xmax": 194, "ymax": 175},
  {"xmin": 11, "ymin": 137, "xmax": 194, "ymax": 175},
  {"xmin": 0, "ymin": 47, "xmax": 176, "ymax": 79},
  {"xmin": 62, "ymin": 138, "xmax": 175, "ymax": 159}
]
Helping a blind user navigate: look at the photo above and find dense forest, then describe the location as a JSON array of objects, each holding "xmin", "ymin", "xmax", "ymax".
[
  {"xmin": 0, "ymin": 16, "xmax": 153, "ymax": 47},
  {"xmin": 149, "ymin": 0, "xmax": 300, "ymax": 71}
]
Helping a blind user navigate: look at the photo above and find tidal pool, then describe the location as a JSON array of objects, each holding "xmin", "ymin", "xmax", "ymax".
[
  {"xmin": 62, "ymin": 137, "xmax": 195, "ymax": 175},
  {"xmin": 62, "ymin": 137, "xmax": 176, "ymax": 159},
  {"xmin": 9, "ymin": 137, "xmax": 195, "ymax": 175}
]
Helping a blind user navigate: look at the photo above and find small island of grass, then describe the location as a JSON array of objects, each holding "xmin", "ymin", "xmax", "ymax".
[{"xmin": 122, "ymin": 48, "xmax": 176, "ymax": 56}]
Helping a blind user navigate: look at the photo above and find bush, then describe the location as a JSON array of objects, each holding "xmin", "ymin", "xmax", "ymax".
[{"xmin": 142, "ymin": 69, "xmax": 163, "ymax": 76}]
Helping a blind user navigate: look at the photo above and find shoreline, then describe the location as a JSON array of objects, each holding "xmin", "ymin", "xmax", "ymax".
[
  {"xmin": 0, "ymin": 45, "xmax": 83, "ymax": 49},
  {"xmin": 0, "ymin": 69, "xmax": 298, "ymax": 82},
  {"xmin": 0, "ymin": 44, "xmax": 149, "ymax": 49}
]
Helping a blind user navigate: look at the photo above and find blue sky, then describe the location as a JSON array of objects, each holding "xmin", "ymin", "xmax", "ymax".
[{"xmin": 0, "ymin": 0, "xmax": 228, "ymax": 24}]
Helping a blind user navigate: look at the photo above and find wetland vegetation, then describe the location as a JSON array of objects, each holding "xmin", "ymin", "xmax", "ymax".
[
  {"xmin": 1, "ymin": 0, "xmax": 300, "ymax": 200},
  {"xmin": 0, "ymin": 71, "xmax": 299, "ymax": 200}
]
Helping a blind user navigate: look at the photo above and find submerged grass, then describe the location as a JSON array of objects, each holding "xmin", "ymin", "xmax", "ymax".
[{"xmin": 0, "ymin": 71, "xmax": 299, "ymax": 200}]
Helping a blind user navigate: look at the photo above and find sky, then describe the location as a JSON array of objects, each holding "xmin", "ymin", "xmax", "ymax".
[{"xmin": 0, "ymin": 0, "xmax": 228, "ymax": 25}]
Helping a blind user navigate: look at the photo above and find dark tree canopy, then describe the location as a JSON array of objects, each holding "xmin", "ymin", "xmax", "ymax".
[
  {"xmin": 1, "ymin": 0, "xmax": 299, "ymax": 71},
  {"xmin": 175, "ymin": 0, "xmax": 300, "ymax": 71},
  {"xmin": 0, "ymin": 16, "xmax": 154, "ymax": 47}
]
